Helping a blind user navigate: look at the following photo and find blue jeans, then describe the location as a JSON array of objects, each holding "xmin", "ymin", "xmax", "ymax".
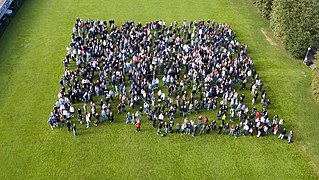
[{"xmin": 213, "ymin": 105, "xmax": 216, "ymax": 110}]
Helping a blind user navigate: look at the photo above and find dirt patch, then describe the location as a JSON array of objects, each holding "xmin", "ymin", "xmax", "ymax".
[
  {"xmin": 309, "ymin": 63, "xmax": 317, "ymax": 70},
  {"xmin": 261, "ymin": 28, "xmax": 277, "ymax": 46}
]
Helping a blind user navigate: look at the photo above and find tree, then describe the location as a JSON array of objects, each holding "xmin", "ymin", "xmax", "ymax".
[
  {"xmin": 253, "ymin": 0, "xmax": 273, "ymax": 19},
  {"xmin": 315, "ymin": 51, "xmax": 319, "ymax": 61},
  {"xmin": 271, "ymin": 0, "xmax": 319, "ymax": 59}
]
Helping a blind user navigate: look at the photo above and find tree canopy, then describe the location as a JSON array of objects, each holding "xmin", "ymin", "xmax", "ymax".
[{"xmin": 254, "ymin": 0, "xmax": 319, "ymax": 59}]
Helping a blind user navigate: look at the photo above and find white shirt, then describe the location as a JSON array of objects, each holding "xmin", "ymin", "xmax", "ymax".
[
  {"xmin": 70, "ymin": 106, "xmax": 75, "ymax": 113},
  {"xmin": 86, "ymin": 114, "xmax": 91, "ymax": 122},
  {"xmin": 159, "ymin": 114, "xmax": 164, "ymax": 120}
]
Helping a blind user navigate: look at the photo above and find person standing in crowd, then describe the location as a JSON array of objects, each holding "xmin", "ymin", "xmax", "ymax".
[
  {"xmin": 169, "ymin": 120, "xmax": 174, "ymax": 133},
  {"xmin": 278, "ymin": 128, "xmax": 287, "ymax": 140},
  {"xmin": 243, "ymin": 123, "xmax": 249, "ymax": 137},
  {"xmin": 211, "ymin": 120, "xmax": 216, "ymax": 131},
  {"xmin": 126, "ymin": 112, "xmax": 131, "ymax": 124},
  {"xmin": 77, "ymin": 108, "xmax": 83, "ymax": 124},
  {"xmin": 223, "ymin": 123, "xmax": 229, "ymax": 135},
  {"xmin": 218, "ymin": 124, "xmax": 223, "ymax": 134},
  {"xmin": 66, "ymin": 120, "xmax": 71, "ymax": 131},
  {"xmin": 109, "ymin": 112, "xmax": 114, "ymax": 123},
  {"xmin": 73, "ymin": 124, "xmax": 77, "ymax": 136},
  {"xmin": 131, "ymin": 113, "xmax": 136, "ymax": 125},
  {"xmin": 206, "ymin": 124, "xmax": 211, "ymax": 134},
  {"xmin": 46, "ymin": 18, "xmax": 292, "ymax": 144},
  {"xmin": 273, "ymin": 123, "xmax": 279, "ymax": 135},
  {"xmin": 200, "ymin": 124, "xmax": 205, "ymax": 135},
  {"xmin": 279, "ymin": 118, "xmax": 285, "ymax": 130},
  {"xmin": 48, "ymin": 118, "xmax": 54, "ymax": 130},
  {"xmin": 192, "ymin": 125, "xmax": 198, "ymax": 136},
  {"xmin": 152, "ymin": 115, "xmax": 157, "ymax": 128},
  {"xmin": 86, "ymin": 113, "xmax": 91, "ymax": 128},
  {"xmin": 287, "ymin": 130, "xmax": 293, "ymax": 144},
  {"xmin": 175, "ymin": 123, "xmax": 180, "ymax": 133},
  {"xmin": 197, "ymin": 115, "xmax": 202, "ymax": 126},
  {"xmin": 136, "ymin": 120, "xmax": 141, "ymax": 132},
  {"xmin": 164, "ymin": 122, "xmax": 168, "ymax": 134},
  {"xmin": 229, "ymin": 124, "xmax": 234, "ymax": 136},
  {"xmin": 101, "ymin": 109, "xmax": 106, "ymax": 122},
  {"xmin": 157, "ymin": 121, "xmax": 163, "ymax": 135}
]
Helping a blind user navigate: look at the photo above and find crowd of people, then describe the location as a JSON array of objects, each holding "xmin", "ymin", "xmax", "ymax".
[{"xmin": 47, "ymin": 18, "xmax": 293, "ymax": 143}]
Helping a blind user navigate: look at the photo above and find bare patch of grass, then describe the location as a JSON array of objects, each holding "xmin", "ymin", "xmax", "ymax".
[{"xmin": 261, "ymin": 28, "xmax": 277, "ymax": 46}]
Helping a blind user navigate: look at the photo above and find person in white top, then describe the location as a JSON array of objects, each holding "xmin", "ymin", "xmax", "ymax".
[
  {"xmin": 158, "ymin": 113, "xmax": 164, "ymax": 122},
  {"xmin": 69, "ymin": 106, "xmax": 75, "ymax": 117},
  {"xmin": 86, "ymin": 113, "xmax": 91, "ymax": 128}
]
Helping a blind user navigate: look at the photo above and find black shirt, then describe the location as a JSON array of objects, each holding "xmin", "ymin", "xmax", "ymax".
[{"xmin": 281, "ymin": 129, "xmax": 286, "ymax": 135}]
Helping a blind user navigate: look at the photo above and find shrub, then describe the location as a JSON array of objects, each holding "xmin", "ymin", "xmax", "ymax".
[
  {"xmin": 312, "ymin": 53, "xmax": 319, "ymax": 103},
  {"xmin": 253, "ymin": 0, "xmax": 273, "ymax": 19}
]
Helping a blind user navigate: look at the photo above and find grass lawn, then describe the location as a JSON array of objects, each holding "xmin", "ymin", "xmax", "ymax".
[{"xmin": 0, "ymin": 0, "xmax": 318, "ymax": 179}]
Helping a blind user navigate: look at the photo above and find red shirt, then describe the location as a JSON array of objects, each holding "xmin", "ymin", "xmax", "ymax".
[
  {"xmin": 136, "ymin": 122, "xmax": 141, "ymax": 127},
  {"xmin": 256, "ymin": 112, "xmax": 261, "ymax": 118}
]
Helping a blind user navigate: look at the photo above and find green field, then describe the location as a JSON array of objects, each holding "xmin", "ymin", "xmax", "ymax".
[{"xmin": 0, "ymin": 0, "xmax": 318, "ymax": 179}]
